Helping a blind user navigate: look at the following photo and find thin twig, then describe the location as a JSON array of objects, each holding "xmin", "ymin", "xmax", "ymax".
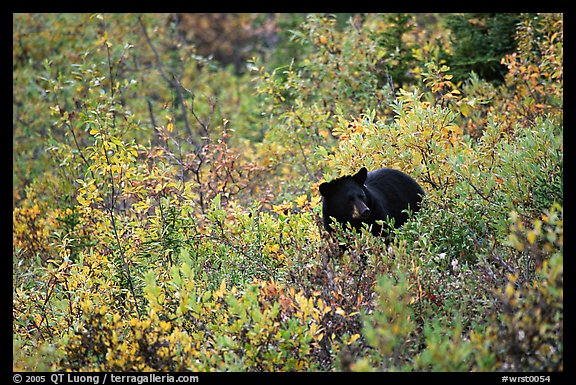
[
  {"xmin": 99, "ymin": 40, "xmax": 142, "ymax": 318},
  {"xmin": 137, "ymin": 16, "xmax": 194, "ymax": 139},
  {"xmin": 104, "ymin": 148, "xmax": 142, "ymax": 318},
  {"xmin": 53, "ymin": 92, "xmax": 97, "ymax": 182}
]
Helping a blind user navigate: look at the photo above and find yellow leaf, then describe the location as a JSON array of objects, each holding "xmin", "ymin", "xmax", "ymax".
[
  {"xmin": 218, "ymin": 278, "xmax": 227, "ymax": 295},
  {"xmin": 345, "ymin": 333, "xmax": 361, "ymax": 345},
  {"xmin": 527, "ymin": 231, "xmax": 537, "ymax": 245},
  {"xmin": 159, "ymin": 321, "xmax": 171, "ymax": 332},
  {"xmin": 77, "ymin": 195, "xmax": 89, "ymax": 206},
  {"xmin": 550, "ymin": 31, "xmax": 558, "ymax": 43},
  {"xmin": 505, "ymin": 283, "xmax": 514, "ymax": 299},
  {"xmin": 268, "ymin": 244, "xmax": 280, "ymax": 253},
  {"xmin": 94, "ymin": 31, "xmax": 109, "ymax": 48},
  {"xmin": 295, "ymin": 195, "xmax": 308, "ymax": 208}
]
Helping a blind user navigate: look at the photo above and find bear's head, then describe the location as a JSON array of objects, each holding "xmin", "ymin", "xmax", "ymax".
[{"xmin": 319, "ymin": 167, "xmax": 371, "ymax": 232}]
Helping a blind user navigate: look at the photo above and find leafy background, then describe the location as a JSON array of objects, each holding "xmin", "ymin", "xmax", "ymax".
[{"xmin": 13, "ymin": 13, "xmax": 562, "ymax": 371}]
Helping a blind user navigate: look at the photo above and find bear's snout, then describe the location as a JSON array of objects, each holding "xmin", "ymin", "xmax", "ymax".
[
  {"xmin": 352, "ymin": 201, "xmax": 371, "ymax": 220},
  {"xmin": 359, "ymin": 206, "xmax": 371, "ymax": 219}
]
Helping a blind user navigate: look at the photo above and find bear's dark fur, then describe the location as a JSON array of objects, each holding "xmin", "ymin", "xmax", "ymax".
[{"xmin": 319, "ymin": 167, "xmax": 424, "ymax": 237}]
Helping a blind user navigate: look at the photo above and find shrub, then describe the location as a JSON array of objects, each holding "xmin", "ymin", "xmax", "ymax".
[
  {"xmin": 471, "ymin": 204, "xmax": 563, "ymax": 371},
  {"xmin": 61, "ymin": 256, "xmax": 330, "ymax": 371}
]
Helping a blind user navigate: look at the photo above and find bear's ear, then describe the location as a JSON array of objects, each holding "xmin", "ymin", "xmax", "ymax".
[
  {"xmin": 319, "ymin": 182, "xmax": 331, "ymax": 197},
  {"xmin": 352, "ymin": 167, "xmax": 368, "ymax": 185}
]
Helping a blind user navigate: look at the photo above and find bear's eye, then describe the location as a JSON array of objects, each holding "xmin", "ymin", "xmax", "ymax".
[{"xmin": 349, "ymin": 194, "xmax": 364, "ymax": 203}]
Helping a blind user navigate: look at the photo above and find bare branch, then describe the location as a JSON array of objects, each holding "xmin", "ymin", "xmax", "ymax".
[{"xmin": 137, "ymin": 16, "xmax": 194, "ymax": 140}]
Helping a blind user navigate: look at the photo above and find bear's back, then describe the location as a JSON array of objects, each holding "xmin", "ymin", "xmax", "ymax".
[{"xmin": 365, "ymin": 167, "xmax": 424, "ymax": 226}]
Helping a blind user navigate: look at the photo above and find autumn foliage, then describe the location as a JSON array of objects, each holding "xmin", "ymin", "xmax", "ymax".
[{"xmin": 13, "ymin": 13, "xmax": 562, "ymax": 372}]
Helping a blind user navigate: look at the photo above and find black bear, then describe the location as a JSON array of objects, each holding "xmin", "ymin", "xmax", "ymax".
[{"xmin": 319, "ymin": 167, "xmax": 424, "ymax": 237}]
